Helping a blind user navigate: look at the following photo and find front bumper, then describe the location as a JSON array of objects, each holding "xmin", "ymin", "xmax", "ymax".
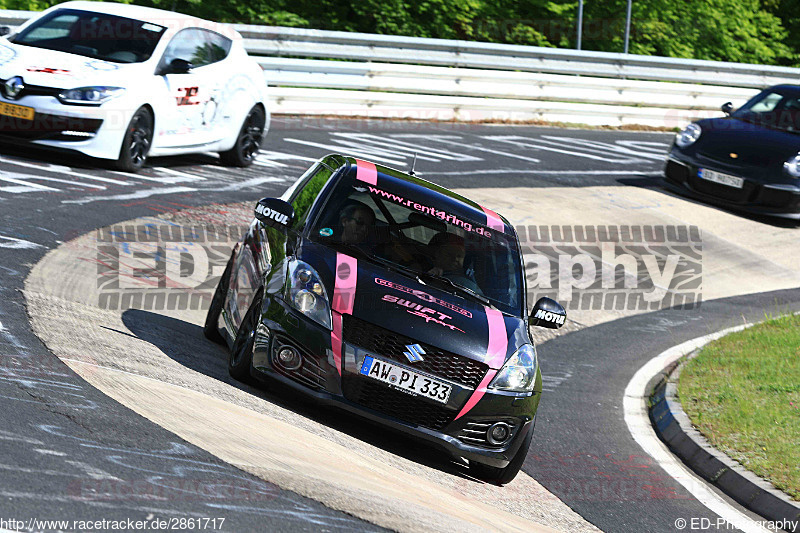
[
  {"xmin": 664, "ymin": 153, "xmax": 800, "ymax": 219},
  {"xmin": 250, "ymin": 296, "xmax": 539, "ymax": 468},
  {"xmin": 0, "ymin": 93, "xmax": 133, "ymax": 160}
]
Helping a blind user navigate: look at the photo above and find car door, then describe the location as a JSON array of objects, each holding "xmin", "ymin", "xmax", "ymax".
[{"xmin": 154, "ymin": 28, "xmax": 223, "ymax": 148}]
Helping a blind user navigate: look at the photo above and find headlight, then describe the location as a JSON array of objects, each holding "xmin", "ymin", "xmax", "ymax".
[
  {"xmin": 784, "ymin": 154, "xmax": 800, "ymax": 178},
  {"xmin": 489, "ymin": 344, "xmax": 538, "ymax": 392},
  {"xmin": 284, "ymin": 259, "xmax": 331, "ymax": 329},
  {"xmin": 57, "ymin": 86, "xmax": 125, "ymax": 105},
  {"xmin": 675, "ymin": 123, "xmax": 701, "ymax": 148}
]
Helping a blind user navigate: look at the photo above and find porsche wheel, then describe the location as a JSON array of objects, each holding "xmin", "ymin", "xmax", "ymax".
[
  {"xmin": 228, "ymin": 291, "xmax": 262, "ymax": 381},
  {"xmin": 115, "ymin": 107, "xmax": 153, "ymax": 173},
  {"xmin": 220, "ymin": 105, "xmax": 265, "ymax": 167}
]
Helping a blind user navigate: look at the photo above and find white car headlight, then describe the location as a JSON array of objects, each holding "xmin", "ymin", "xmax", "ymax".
[
  {"xmin": 58, "ymin": 86, "xmax": 125, "ymax": 105},
  {"xmin": 489, "ymin": 344, "xmax": 538, "ymax": 392},
  {"xmin": 284, "ymin": 259, "xmax": 331, "ymax": 329},
  {"xmin": 675, "ymin": 123, "xmax": 702, "ymax": 148},
  {"xmin": 784, "ymin": 154, "xmax": 800, "ymax": 178}
]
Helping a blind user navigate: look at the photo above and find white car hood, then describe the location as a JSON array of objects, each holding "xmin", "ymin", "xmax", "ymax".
[{"xmin": 0, "ymin": 40, "xmax": 146, "ymax": 88}]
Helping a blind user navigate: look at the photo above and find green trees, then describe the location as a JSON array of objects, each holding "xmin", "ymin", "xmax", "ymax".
[{"xmin": 3, "ymin": 0, "xmax": 798, "ymax": 66}]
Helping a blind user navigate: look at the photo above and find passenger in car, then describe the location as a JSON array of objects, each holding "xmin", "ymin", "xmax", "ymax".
[{"xmin": 427, "ymin": 232, "xmax": 483, "ymax": 294}]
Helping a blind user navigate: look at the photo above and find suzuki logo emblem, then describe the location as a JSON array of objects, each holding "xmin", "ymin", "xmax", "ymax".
[
  {"xmin": 403, "ymin": 344, "xmax": 425, "ymax": 363},
  {"xmin": 3, "ymin": 76, "xmax": 24, "ymax": 99}
]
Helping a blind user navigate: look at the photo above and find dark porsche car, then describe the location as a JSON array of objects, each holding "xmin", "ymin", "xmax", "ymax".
[
  {"xmin": 204, "ymin": 154, "xmax": 566, "ymax": 484},
  {"xmin": 664, "ymin": 84, "xmax": 800, "ymax": 219}
]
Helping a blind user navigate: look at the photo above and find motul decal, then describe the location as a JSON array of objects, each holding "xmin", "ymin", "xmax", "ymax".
[{"xmin": 534, "ymin": 308, "xmax": 566, "ymax": 325}]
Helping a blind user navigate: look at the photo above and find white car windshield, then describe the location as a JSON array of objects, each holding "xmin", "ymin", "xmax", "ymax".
[{"xmin": 11, "ymin": 8, "xmax": 166, "ymax": 64}]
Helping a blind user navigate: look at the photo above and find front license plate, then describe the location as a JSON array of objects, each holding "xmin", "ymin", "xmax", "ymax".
[
  {"xmin": 698, "ymin": 168, "xmax": 744, "ymax": 189},
  {"xmin": 0, "ymin": 101, "xmax": 34, "ymax": 120},
  {"xmin": 360, "ymin": 356, "xmax": 452, "ymax": 404}
]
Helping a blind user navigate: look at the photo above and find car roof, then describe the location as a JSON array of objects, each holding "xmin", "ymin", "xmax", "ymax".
[
  {"xmin": 337, "ymin": 155, "xmax": 513, "ymax": 233},
  {"xmin": 46, "ymin": 1, "xmax": 239, "ymax": 38}
]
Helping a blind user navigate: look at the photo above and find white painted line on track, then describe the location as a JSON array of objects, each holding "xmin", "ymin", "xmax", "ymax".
[
  {"xmin": 0, "ymin": 235, "xmax": 43, "ymax": 249},
  {"xmin": 331, "ymin": 133, "xmax": 483, "ymax": 162},
  {"xmin": 484, "ymin": 135, "xmax": 648, "ymax": 164},
  {"xmin": 0, "ymin": 156, "xmax": 130, "ymax": 185},
  {"xmin": 0, "ymin": 174, "xmax": 60, "ymax": 192},
  {"xmin": 542, "ymin": 136, "xmax": 667, "ymax": 161},
  {"xmin": 397, "ymin": 134, "xmax": 542, "ymax": 163},
  {"xmin": 283, "ymin": 137, "xmax": 407, "ymax": 167},
  {"xmin": 623, "ymin": 323, "xmax": 771, "ymax": 533},
  {"xmin": 153, "ymin": 167, "xmax": 206, "ymax": 181},
  {"xmin": 206, "ymin": 176, "xmax": 285, "ymax": 191},
  {"xmin": 61, "ymin": 186, "xmax": 198, "ymax": 205}
]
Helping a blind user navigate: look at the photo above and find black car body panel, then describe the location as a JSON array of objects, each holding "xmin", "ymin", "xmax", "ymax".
[
  {"xmin": 210, "ymin": 154, "xmax": 550, "ymax": 472},
  {"xmin": 665, "ymin": 85, "xmax": 800, "ymax": 218}
]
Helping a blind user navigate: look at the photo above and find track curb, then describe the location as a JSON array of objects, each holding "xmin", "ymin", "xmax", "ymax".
[{"xmin": 648, "ymin": 348, "xmax": 800, "ymax": 532}]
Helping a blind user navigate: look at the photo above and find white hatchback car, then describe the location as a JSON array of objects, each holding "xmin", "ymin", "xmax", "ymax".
[{"xmin": 0, "ymin": 1, "xmax": 269, "ymax": 171}]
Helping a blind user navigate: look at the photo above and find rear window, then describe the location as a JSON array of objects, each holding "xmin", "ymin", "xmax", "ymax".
[{"xmin": 12, "ymin": 9, "xmax": 166, "ymax": 64}]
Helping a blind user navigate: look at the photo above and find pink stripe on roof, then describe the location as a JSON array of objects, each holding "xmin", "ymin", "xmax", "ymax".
[
  {"xmin": 355, "ymin": 159, "xmax": 378, "ymax": 185},
  {"xmin": 481, "ymin": 205, "xmax": 505, "ymax": 233}
]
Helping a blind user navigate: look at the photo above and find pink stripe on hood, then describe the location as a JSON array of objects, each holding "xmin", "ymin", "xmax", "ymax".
[
  {"xmin": 331, "ymin": 253, "xmax": 358, "ymax": 374},
  {"xmin": 454, "ymin": 306, "xmax": 508, "ymax": 420}
]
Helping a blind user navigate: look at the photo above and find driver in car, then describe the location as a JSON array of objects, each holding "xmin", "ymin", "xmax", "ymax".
[{"xmin": 427, "ymin": 232, "xmax": 483, "ymax": 295}]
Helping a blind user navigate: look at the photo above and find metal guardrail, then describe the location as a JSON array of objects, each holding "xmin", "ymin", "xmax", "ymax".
[{"xmin": 2, "ymin": 9, "xmax": 799, "ymax": 126}]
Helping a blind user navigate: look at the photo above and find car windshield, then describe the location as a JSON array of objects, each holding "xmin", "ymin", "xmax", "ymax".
[
  {"xmin": 11, "ymin": 9, "xmax": 166, "ymax": 64},
  {"xmin": 311, "ymin": 170, "xmax": 524, "ymax": 315},
  {"xmin": 732, "ymin": 88, "xmax": 800, "ymax": 133}
]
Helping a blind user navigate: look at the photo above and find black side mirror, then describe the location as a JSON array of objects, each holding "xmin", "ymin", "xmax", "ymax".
[
  {"xmin": 529, "ymin": 297, "xmax": 567, "ymax": 329},
  {"xmin": 0, "ymin": 26, "xmax": 11, "ymax": 37},
  {"xmin": 254, "ymin": 198, "xmax": 294, "ymax": 230},
  {"xmin": 721, "ymin": 102, "xmax": 734, "ymax": 116}
]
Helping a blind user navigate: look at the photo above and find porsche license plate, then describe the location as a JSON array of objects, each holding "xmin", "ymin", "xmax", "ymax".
[
  {"xmin": 360, "ymin": 355, "xmax": 452, "ymax": 404},
  {"xmin": 698, "ymin": 168, "xmax": 744, "ymax": 189},
  {"xmin": 0, "ymin": 101, "xmax": 34, "ymax": 120}
]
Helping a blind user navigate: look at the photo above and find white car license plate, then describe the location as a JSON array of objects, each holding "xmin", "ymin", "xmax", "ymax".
[
  {"xmin": 360, "ymin": 355, "xmax": 452, "ymax": 404},
  {"xmin": 698, "ymin": 168, "xmax": 744, "ymax": 189}
]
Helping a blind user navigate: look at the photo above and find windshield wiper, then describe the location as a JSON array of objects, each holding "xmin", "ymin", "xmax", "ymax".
[{"xmin": 417, "ymin": 271, "xmax": 493, "ymax": 307}]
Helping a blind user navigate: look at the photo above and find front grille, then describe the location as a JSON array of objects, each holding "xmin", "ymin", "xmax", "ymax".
[
  {"xmin": 0, "ymin": 112, "xmax": 103, "ymax": 140},
  {"xmin": 342, "ymin": 315, "xmax": 488, "ymax": 388},
  {"xmin": 457, "ymin": 420, "xmax": 517, "ymax": 448},
  {"xmin": 272, "ymin": 335, "xmax": 326, "ymax": 389},
  {"xmin": 0, "ymin": 78, "xmax": 62, "ymax": 100},
  {"xmin": 342, "ymin": 376, "xmax": 455, "ymax": 430},
  {"xmin": 757, "ymin": 187, "xmax": 795, "ymax": 208},
  {"xmin": 664, "ymin": 160, "xmax": 690, "ymax": 183}
]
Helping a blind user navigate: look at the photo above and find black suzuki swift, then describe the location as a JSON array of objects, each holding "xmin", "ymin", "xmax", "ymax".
[{"xmin": 204, "ymin": 154, "xmax": 566, "ymax": 484}]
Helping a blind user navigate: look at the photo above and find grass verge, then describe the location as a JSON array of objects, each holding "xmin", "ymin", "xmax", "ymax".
[{"xmin": 678, "ymin": 313, "xmax": 800, "ymax": 500}]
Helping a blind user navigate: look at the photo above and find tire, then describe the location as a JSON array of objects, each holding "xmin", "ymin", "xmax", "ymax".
[
  {"xmin": 228, "ymin": 291, "xmax": 262, "ymax": 382},
  {"xmin": 219, "ymin": 105, "xmax": 265, "ymax": 167},
  {"xmin": 203, "ymin": 250, "xmax": 235, "ymax": 344},
  {"xmin": 469, "ymin": 418, "xmax": 535, "ymax": 486},
  {"xmin": 115, "ymin": 107, "xmax": 153, "ymax": 172}
]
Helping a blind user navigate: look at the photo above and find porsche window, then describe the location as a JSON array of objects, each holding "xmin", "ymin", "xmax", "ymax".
[
  {"xmin": 11, "ymin": 9, "xmax": 166, "ymax": 63},
  {"xmin": 734, "ymin": 89, "xmax": 800, "ymax": 132}
]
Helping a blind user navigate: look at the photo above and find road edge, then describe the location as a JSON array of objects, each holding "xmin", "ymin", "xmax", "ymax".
[{"xmin": 648, "ymin": 338, "xmax": 800, "ymax": 532}]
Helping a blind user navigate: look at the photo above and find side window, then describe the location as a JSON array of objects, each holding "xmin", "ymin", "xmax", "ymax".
[
  {"xmin": 750, "ymin": 93, "xmax": 782, "ymax": 113},
  {"xmin": 161, "ymin": 28, "xmax": 210, "ymax": 68},
  {"xmin": 291, "ymin": 165, "xmax": 334, "ymax": 230},
  {"xmin": 202, "ymin": 30, "xmax": 232, "ymax": 64}
]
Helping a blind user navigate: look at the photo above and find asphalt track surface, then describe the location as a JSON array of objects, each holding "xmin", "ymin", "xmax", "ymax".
[{"xmin": 0, "ymin": 117, "xmax": 793, "ymax": 531}]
